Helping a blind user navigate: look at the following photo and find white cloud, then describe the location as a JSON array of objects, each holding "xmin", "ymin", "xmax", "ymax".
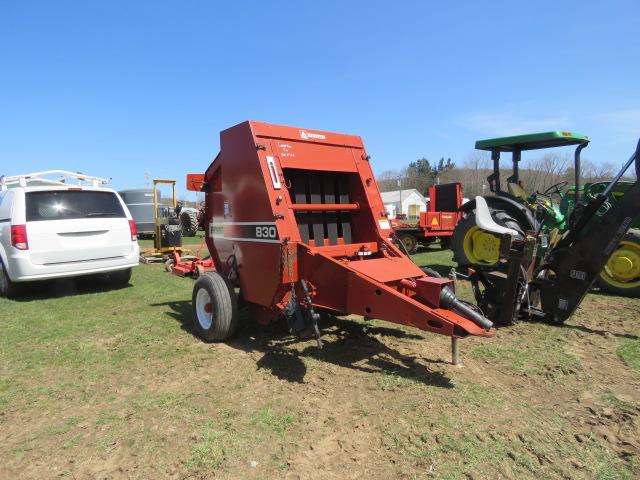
[{"xmin": 458, "ymin": 112, "xmax": 569, "ymax": 137}]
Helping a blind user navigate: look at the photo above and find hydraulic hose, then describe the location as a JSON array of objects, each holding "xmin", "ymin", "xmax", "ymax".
[{"xmin": 439, "ymin": 286, "xmax": 494, "ymax": 330}]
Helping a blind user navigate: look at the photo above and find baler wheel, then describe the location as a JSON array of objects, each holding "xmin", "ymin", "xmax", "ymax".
[
  {"xmin": 398, "ymin": 233, "xmax": 419, "ymax": 254},
  {"xmin": 192, "ymin": 272, "xmax": 238, "ymax": 341},
  {"xmin": 164, "ymin": 259, "xmax": 174, "ymax": 272}
]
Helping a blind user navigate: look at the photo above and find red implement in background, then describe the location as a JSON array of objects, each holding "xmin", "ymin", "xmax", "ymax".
[
  {"xmin": 392, "ymin": 182, "xmax": 464, "ymax": 253},
  {"xmin": 186, "ymin": 121, "xmax": 492, "ymax": 361},
  {"xmin": 167, "ymin": 250, "xmax": 215, "ymax": 278}
]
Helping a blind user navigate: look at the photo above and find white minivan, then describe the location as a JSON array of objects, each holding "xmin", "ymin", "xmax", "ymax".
[{"xmin": 0, "ymin": 174, "xmax": 139, "ymax": 297}]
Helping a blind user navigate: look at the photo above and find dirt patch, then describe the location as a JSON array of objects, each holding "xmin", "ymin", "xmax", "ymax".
[{"xmin": 1, "ymin": 268, "xmax": 638, "ymax": 479}]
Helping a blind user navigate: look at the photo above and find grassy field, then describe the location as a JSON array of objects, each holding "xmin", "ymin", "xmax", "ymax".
[{"xmin": 1, "ymin": 242, "xmax": 638, "ymax": 479}]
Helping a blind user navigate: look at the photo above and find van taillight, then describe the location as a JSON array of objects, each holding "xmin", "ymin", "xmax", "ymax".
[
  {"xmin": 11, "ymin": 225, "xmax": 29, "ymax": 250},
  {"xmin": 128, "ymin": 220, "xmax": 137, "ymax": 241}
]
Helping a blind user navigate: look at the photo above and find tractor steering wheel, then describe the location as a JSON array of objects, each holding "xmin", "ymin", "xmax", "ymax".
[{"xmin": 542, "ymin": 181, "xmax": 568, "ymax": 197}]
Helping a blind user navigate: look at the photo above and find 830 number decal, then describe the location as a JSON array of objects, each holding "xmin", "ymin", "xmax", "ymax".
[{"xmin": 255, "ymin": 226, "xmax": 277, "ymax": 239}]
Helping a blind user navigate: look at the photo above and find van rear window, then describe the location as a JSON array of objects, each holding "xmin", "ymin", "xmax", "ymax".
[{"xmin": 26, "ymin": 191, "xmax": 126, "ymax": 221}]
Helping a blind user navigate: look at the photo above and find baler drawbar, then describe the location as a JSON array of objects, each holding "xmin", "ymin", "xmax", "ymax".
[{"xmin": 187, "ymin": 121, "xmax": 492, "ymax": 361}]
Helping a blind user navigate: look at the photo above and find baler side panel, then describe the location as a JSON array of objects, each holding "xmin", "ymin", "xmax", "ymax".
[
  {"xmin": 213, "ymin": 122, "xmax": 282, "ymax": 307},
  {"xmin": 348, "ymin": 149, "xmax": 394, "ymax": 242}
]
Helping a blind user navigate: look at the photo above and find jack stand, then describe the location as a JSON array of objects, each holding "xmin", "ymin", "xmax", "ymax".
[{"xmin": 451, "ymin": 337, "xmax": 461, "ymax": 366}]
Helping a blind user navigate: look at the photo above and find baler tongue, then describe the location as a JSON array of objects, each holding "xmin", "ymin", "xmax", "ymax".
[
  {"xmin": 303, "ymin": 251, "xmax": 494, "ymax": 338},
  {"xmin": 192, "ymin": 121, "xmax": 493, "ymax": 364}
]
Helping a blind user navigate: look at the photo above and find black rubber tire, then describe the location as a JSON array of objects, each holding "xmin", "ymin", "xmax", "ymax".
[
  {"xmin": 0, "ymin": 259, "xmax": 18, "ymax": 298},
  {"xmin": 180, "ymin": 210, "xmax": 198, "ymax": 237},
  {"xmin": 398, "ymin": 233, "xmax": 419, "ymax": 255},
  {"xmin": 421, "ymin": 266, "xmax": 442, "ymax": 278},
  {"xmin": 191, "ymin": 272, "xmax": 238, "ymax": 341},
  {"xmin": 108, "ymin": 268, "xmax": 132, "ymax": 286},
  {"xmin": 451, "ymin": 210, "xmax": 523, "ymax": 267},
  {"xmin": 164, "ymin": 259, "xmax": 174, "ymax": 273},
  {"xmin": 439, "ymin": 237, "xmax": 452, "ymax": 250},
  {"xmin": 596, "ymin": 229, "xmax": 640, "ymax": 298}
]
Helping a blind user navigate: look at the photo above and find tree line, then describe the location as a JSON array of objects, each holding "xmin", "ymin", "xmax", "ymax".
[{"xmin": 377, "ymin": 152, "xmax": 628, "ymax": 198}]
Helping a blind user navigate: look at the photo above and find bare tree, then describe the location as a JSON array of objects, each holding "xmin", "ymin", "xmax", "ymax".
[{"xmin": 519, "ymin": 153, "xmax": 570, "ymax": 193}]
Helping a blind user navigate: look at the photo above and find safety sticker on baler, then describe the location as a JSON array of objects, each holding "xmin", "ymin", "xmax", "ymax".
[
  {"xmin": 209, "ymin": 222, "xmax": 280, "ymax": 243},
  {"xmin": 378, "ymin": 219, "xmax": 391, "ymax": 230}
]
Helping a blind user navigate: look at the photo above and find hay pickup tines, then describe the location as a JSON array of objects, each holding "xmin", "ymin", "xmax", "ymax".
[{"xmin": 187, "ymin": 121, "xmax": 492, "ymax": 362}]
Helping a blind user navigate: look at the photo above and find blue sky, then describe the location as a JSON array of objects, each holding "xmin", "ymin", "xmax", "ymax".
[{"xmin": 1, "ymin": 1, "xmax": 638, "ymax": 197}]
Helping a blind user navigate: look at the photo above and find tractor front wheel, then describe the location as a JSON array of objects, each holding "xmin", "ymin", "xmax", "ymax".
[
  {"xmin": 398, "ymin": 233, "xmax": 419, "ymax": 254},
  {"xmin": 596, "ymin": 229, "xmax": 640, "ymax": 297},
  {"xmin": 192, "ymin": 272, "xmax": 239, "ymax": 341}
]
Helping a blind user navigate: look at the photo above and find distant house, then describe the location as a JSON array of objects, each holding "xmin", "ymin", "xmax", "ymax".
[{"xmin": 380, "ymin": 189, "xmax": 428, "ymax": 220}]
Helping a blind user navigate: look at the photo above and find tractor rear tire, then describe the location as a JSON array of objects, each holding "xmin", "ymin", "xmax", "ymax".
[
  {"xmin": 192, "ymin": 272, "xmax": 238, "ymax": 341},
  {"xmin": 451, "ymin": 210, "xmax": 523, "ymax": 267},
  {"xmin": 180, "ymin": 210, "xmax": 199, "ymax": 237},
  {"xmin": 596, "ymin": 229, "xmax": 640, "ymax": 298},
  {"xmin": 439, "ymin": 237, "xmax": 452, "ymax": 250},
  {"xmin": 398, "ymin": 233, "xmax": 419, "ymax": 254},
  {"xmin": 0, "ymin": 260, "xmax": 18, "ymax": 298}
]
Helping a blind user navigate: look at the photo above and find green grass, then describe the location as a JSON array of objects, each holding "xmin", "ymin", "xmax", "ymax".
[
  {"xmin": 251, "ymin": 407, "xmax": 295, "ymax": 435},
  {"xmin": 409, "ymin": 244, "xmax": 455, "ymax": 273},
  {"xmin": 468, "ymin": 325, "xmax": 582, "ymax": 377},
  {"xmin": 617, "ymin": 338, "xmax": 640, "ymax": 372},
  {"xmin": 189, "ymin": 417, "xmax": 239, "ymax": 470},
  {"xmin": 0, "ymin": 246, "xmax": 637, "ymax": 479}
]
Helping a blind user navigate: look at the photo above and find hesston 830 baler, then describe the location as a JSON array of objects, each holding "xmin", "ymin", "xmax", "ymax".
[{"xmin": 186, "ymin": 121, "xmax": 493, "ymax": 362}]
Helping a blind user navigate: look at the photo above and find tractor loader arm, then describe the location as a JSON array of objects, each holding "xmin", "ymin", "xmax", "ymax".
[{"xmin": 531, "ymin": 138, "xmax": 640, "ymax": 322}]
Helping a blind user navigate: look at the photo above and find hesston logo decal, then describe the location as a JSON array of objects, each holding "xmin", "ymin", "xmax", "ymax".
[{"xmin": 299, "ymin": 130, "xmax": 326, "ymax": 140}]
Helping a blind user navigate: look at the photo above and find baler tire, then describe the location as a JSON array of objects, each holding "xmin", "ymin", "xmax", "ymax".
[
  {"xmin": 0, "ymin": 260, "xmax": 18, "ymax": 298},
  {"xmin": 596, "ymin": 229, "xmax": 640, "ymax": 298},
  {"xmin": 398, "ymin": 233, "xmax": 419, "ymax": 255},
  {"xmin": 180, "ymin": 210, "xmax": 199, "ymax": 237},
  {"xmin": 192, "ymin": 272, "xmax": 238, "ymax": 342}
]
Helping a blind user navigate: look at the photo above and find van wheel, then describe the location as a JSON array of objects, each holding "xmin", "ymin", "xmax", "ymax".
[
  {"xmin": 109, "ymin": 268, "xmax": 132, "ymax": 286},
  {"xmin": 192, "ymin": 272, "xmax": 238, "ymax": 341},
  {"xmin": 0, "ymin": 260, "xmax": 18, "ymax": 298}
]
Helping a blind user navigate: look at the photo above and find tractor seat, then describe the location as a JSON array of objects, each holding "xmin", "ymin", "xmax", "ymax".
[{"xmin": 507, "ymin": 182, "xmax": 528, "ymax": 202}]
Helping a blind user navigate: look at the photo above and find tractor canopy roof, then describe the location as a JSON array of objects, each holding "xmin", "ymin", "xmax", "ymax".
[{"xmin": 475, "ymin": 131, "xmax": 589, "ymax": 152}]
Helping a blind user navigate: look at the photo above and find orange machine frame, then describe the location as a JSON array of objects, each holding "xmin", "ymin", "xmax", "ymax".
[{"xmin": 188, "ymin": 121, "xmax": 492, "ymax": 343}]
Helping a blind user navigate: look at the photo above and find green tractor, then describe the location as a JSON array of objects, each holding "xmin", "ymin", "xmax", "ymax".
[{"xmin": 451, "ymin": 131, "xmax": 640, "ymax": 297}]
